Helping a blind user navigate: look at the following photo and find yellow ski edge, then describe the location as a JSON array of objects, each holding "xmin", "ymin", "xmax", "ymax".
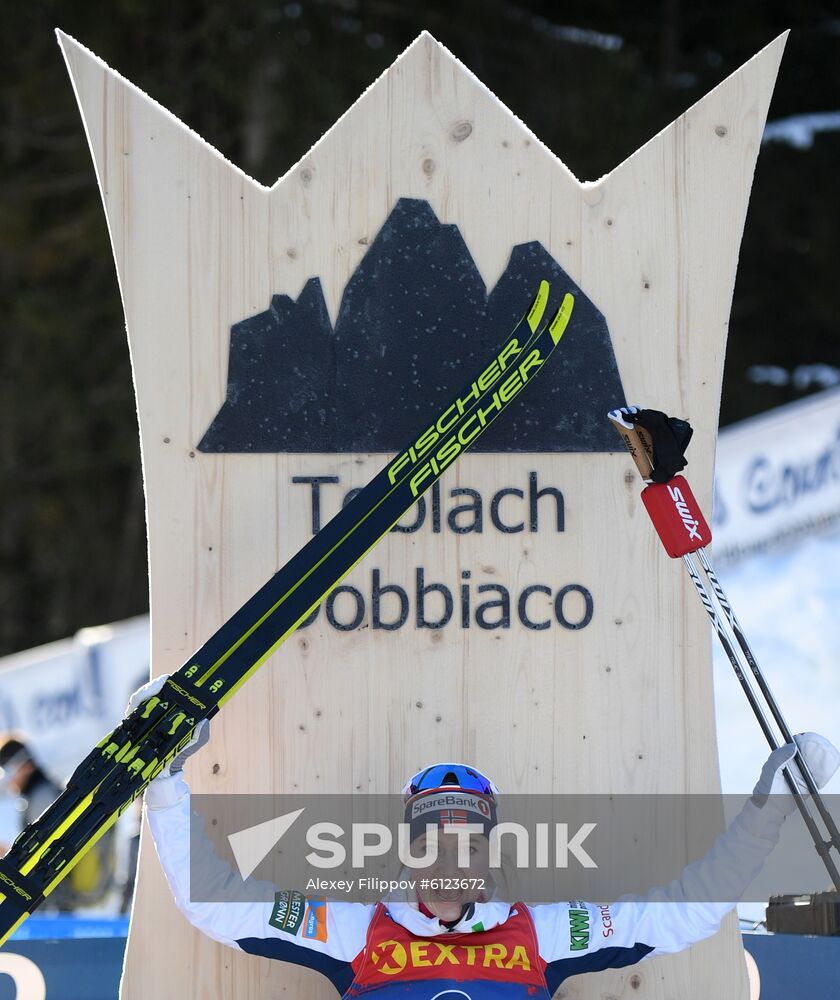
[
  {"xmin": 0, "ymin": 910, "xmax": 29, "ymax": 949},
  {"xmin": 526, "ymin": 279, "xmax": 550, "ymax": 333},
  {"xmin": 549, "ymin": 292, "xmax": 575, "ymax": 345}
]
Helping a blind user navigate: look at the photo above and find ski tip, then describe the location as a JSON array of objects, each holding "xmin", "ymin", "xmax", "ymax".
[
  {"xmin": 526, "ymin": 280, "xmax": 551, "ymax": 333},
  {"xmin": 548, "ymin": 292, "xmax": 575, "ymax": 344}
]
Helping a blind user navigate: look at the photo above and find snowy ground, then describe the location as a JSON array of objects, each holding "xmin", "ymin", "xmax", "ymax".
[
  {"xmin": 713, "ymin": 528, "xmax": 840, "ymax": 795},
  {"xmin": 712, "ymin": 527, "xmax": 840, "ymax": 925}
]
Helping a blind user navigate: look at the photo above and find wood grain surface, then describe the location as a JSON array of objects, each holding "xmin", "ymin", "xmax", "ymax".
[{"xmin": 57, "ymin": 29, "xmax": 785, "ymax": 998}]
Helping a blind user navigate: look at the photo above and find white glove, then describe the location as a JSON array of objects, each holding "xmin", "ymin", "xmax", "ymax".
[
  {"xmin": 607, "ymin": 405, "xmax": 642, "ymax": 429},
  {"xmin": 127, "ymin": 674, "xmax": 209, "ymax": 779},
  {"xmin": 752, "ymin": 732, "xmax": 840, "ymax": 816}
]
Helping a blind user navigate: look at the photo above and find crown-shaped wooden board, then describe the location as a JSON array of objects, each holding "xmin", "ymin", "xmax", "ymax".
[{"xmin": 58, "ymin": 28, "xmax": 786, "ymax": 998}]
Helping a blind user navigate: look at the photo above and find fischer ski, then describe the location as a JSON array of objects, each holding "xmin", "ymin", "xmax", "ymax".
[
  {"xmin": 608, "ymin": 405, "xmax": 840, "ymax": 887},
  {"xmin": 0, "ymin": 282, "xmax": 573, "ymax": 944}
]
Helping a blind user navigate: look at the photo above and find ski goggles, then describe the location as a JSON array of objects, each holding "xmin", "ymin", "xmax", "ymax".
[{"xmin": 401, "ymin": 763, "xmax": 499, "ymax": 803}]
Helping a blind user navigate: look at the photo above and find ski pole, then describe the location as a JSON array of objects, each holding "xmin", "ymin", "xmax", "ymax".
[
  {"xmin": 608, "ymin": 408, "xmax": 840, "ymax": 887},
  {"xmin": 693, "ymin": 543, "xmax": 840, "ymax": 847},
  {"xmin": 680, "ymin": 549, "xmax": 840, "ymax": 885}
]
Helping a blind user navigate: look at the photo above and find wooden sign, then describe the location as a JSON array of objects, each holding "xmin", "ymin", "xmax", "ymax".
[{"xmin": 58, "ymin": 28, "xmax": 786, "ymax": 998}]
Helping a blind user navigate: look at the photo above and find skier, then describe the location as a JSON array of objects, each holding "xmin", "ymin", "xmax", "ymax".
[
  {"xmin": 0, "ymin": 733, "xmax": 117, "ymax": 910},
  {"xmin": 0, "ymin": 734, "xmax": 62, "ymax": 833},
  {"xmin": 137, "ymin": 677, "xmax": 839, "ymax": 995}
]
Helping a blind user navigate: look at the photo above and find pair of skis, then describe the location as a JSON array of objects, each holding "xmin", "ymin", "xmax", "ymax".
[
  {"xmin": 609, "ymin": 408, "xmax": 840, "ymax": 887},
  {"xmin": 0, "ymin": 282, "xmax": 574, "ymax": 945}
]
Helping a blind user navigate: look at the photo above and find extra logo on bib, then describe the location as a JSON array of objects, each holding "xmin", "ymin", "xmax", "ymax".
[
  {"xmin": 354, "ymin": 903, "xmax": 546, "ymax": 991},
  {"xmin": 370, "ymin": 938, "xmax": 532, "ymax": 976}
]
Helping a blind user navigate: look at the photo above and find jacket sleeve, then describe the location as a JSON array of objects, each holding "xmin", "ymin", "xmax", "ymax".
[
  {"xmin": 529, "ymin": 795, "xmax": 785, "ymax": 981},
  {"xmin": 145, "ymin": 772, "xmax": 372, "ymax": 988}
]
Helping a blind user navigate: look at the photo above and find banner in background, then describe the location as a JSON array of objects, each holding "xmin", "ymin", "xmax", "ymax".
[
  {"xmin": 0, "ymin": 618, "xmax": 149, "ymax": 785},
  {"xmin": 713, "ymin": 388, "xmax": 840, "ymax": 564}
]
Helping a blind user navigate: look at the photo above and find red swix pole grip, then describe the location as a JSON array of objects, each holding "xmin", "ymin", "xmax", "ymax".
[{"xmin": 640, "ymin": 476, "xmax": 712, "ymax": 558}]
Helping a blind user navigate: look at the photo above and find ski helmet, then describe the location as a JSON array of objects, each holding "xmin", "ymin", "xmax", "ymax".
[{"xmin": 402, "ymin": 762, "xmax": 499, "ymax": 840}]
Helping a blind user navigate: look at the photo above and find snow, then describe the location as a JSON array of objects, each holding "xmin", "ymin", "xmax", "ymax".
[
  {"xmin": 711, "ymin": 528, "xmax": 840, "ymax": 925},
  {"xmin": 762, "ymin": 111, "xmax": 840, "ymax": 149},
  {"xmin": 712, "ymin": 526, "xmax": 840, "ymax": 796},
  {"xmin": 525, "ymin": 14, "xmax": 623, "ymax": 52}
]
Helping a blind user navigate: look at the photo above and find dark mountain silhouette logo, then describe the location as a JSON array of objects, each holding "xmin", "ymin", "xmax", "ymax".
[{"xmin": 198, "ymin": 198, "xmax": 625, "ymax": 453}]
